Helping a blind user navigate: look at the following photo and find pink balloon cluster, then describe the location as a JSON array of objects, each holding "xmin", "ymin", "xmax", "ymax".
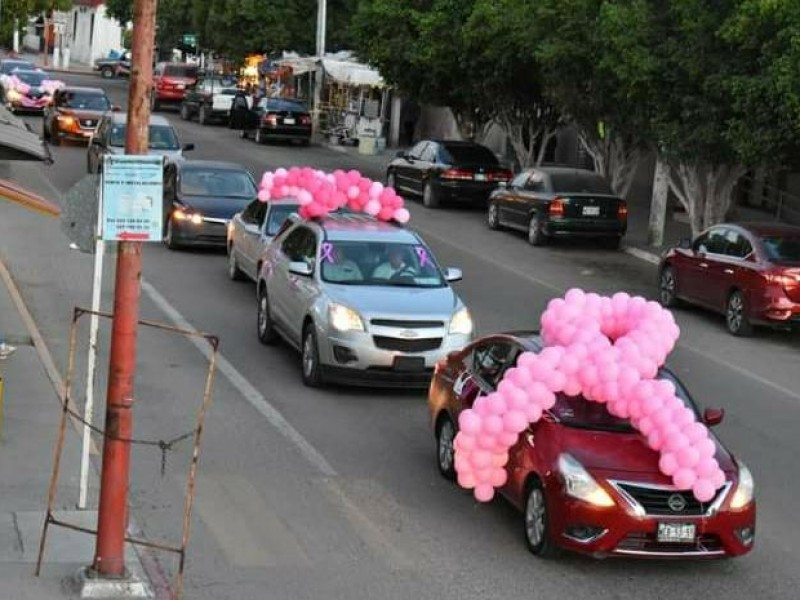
[
  {"xmin": 0, "ymin": 74, "xmax": 64, "ymax": 96},
  {"xmin": 258, "ymin": 167, "xmax": 409, "ymax": 223},
  {"xmin": 454, "ymin": 289, "xmax": 726, "ymax": 504},
  {"xmin": 40, "ymin": 79, "xmax": 65, "ymax": 95}
]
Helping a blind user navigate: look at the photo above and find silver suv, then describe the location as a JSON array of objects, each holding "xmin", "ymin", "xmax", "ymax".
[{"xmin": 256, "ymin": 213, "xmax": 475, "ymax": 388}]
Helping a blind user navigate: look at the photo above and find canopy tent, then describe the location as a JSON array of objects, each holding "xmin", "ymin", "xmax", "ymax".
[{"xmin": 278, "ymin": 52, "xmax": 385, "ymax": 88}]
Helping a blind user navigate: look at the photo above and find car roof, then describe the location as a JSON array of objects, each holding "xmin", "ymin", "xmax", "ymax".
[
  {"xmin": 728, "ymin": 222, "xmax": 800, "ymax": 237},
  {"xmin": 530, "ymin": 166, "xmax": 600, "ymax": 176},
  {"xmin": 60, "ymin": 86, "xmax": 106, "ymax": 95},
  {"xmin": 109, "ymin": 112, "xmax": 171, "ymax": 126},
  {"xmin": 175, "ymin": 159, "xmax": 249, "ymax": 172},
  {"xmin": 302, "ymin": 213, "xmax": 416, "ymax": 243}
]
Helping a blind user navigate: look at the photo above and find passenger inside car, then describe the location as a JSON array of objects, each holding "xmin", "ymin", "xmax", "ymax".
[{"xmin": 322, "ymin": 245, "xmax": 363, "ymax": 283}]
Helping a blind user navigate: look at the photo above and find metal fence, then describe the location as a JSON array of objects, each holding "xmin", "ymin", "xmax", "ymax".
[{"xmin": 735, "ymin": 174, "xmax": 800, "ymax": 225}]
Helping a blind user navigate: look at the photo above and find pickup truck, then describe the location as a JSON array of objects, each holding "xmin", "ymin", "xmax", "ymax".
[
  {"xmin": 94, "ymin": 51, "xmax": 131, "ymax": 79},
  {"xmin": 179, "ymin": 74, "xmax": 240, "ymax": 125}
]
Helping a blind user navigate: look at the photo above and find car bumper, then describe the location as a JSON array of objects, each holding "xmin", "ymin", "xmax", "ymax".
[
  {"xmin": 317, "ymin": 327, "xmax": 473, "ymax": 389},
  {"xmin": 751, "ymin": 288, "xmax": 800, "ymax": 327},
  {"xmin": 544, "ymin": 217, "xmax": 627, "ymax": 238},
  {"xmin": 257, "ymin": 125, "xmax": 312, "ymax": 140},
  {"xmin": 433, "ymin": 180, "xmax": 498, "ymax": 204},
  {"xmin": 57, "ymin": 128, "xmax": 96, "ymax": 143},
  {"xmin": 171, "ymin": 218, "xmax": 229, "ymax": 247},
  {"xmin": 546, "ymin": 476, "xmax": 756, "ymax": 559},
  {"xmin": 156, "ymin": 90, "xmax": 187, "ymax": 103}
]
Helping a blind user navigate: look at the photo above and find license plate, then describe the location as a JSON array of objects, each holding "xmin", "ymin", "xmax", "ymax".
[
  {"xmin": 582, "ymin": 205, "xmax": 601, "ymax": 216},
  {"xmin": 657, "ymin": 522, "xmax": 696, "ymax": 543},
  {"xmin": 393, "ymin": 356, "xmax": 425, "ymax": 372},
  {"xmin": 283, "ymin": 117, "xmax": 296, "ymax": 125},
  {"xmin": 474, "ymin": 173, "xmax": 487, "ymax": 181}
]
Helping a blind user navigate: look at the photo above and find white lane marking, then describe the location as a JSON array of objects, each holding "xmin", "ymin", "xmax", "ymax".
[
  {"xmin": 624, "ymin": 246, "xmax": 661, "ymax": 265},
  {"xmin": 141, "ymin": 279, "xmax": 337, "ymax": 477}
]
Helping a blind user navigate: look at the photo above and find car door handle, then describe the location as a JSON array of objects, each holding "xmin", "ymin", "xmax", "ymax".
[
  {"xmin": 724, "ymin": 268, "xmax": 734, "ymax": 274},
  {"xmin": 699, "ymin": 262, "xmax": 709, "ymax": 268}
]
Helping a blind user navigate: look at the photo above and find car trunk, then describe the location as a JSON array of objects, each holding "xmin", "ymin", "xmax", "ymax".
[
  {"xmin": 557, "ymin": 193, "xmax": 621, "ymax": 219},
  {"xmin": 440, "ymin": 162, "xmax": 509, "ymax": 184},
  {"xmin": 266, "ymin": 109, "xmax": 309, "ymax": 127}
]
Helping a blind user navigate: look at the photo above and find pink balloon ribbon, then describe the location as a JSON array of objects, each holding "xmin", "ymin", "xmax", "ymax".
[{"xmin": 453, "ymin": 289, "xmax": 726, "ymax": 504}]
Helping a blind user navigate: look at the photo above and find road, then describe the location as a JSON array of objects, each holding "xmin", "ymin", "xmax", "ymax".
[{"xmin": 2, "ymin": 73, "xmax": 799, "ymax": 599}]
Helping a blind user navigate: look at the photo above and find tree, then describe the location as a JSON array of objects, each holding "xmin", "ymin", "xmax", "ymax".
[
  {"xmin": 0, "ymin": 0, "xmax": 72, "ymax": 48},
  {"xmin": 105, "ymin": 0, "xmax": 134, "ymax": 26}
]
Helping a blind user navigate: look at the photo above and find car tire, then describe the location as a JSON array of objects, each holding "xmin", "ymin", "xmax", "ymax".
[
  {"xmin": 386, "ymin": 171, "xmax": 397, "ymax": 190},
  {"xmin": 150, "ymin": 93, "xmax": 160, "ymax": 113},
  {"xmin": 659, "ymin": 266, "xmax": 681, "ymax": 308},
  {"xmin": 257, "ymin": 289, "xmax": 280, "ymax": 345},
  {"xmin": 524, "ymin": 478, "xmax": 558, "ymax": 558},
  {"xmin": 199, "ymin": 105, "xmax": 208, "ymax": 126},
  {"xmin": 101, "ymin": 66, "xmax": 114, "ymax": 79},
  {"xmin": 227, "ymin": 245, "xmax": 246, "ymax": 281},
  {"xmin": 255, "ymin": 127, "xmax": 265, "ymax": 145},
  {"xmin": 436, "ymin": 416, "xmax": 457, "ymax": 480},
  {"xmin": 301, "ymin": 324, "xmax": 324, "ymax": 387},
  {"xmin": 164, "ymin": 218, "xmax": 180, "ymax": 250},
  {"xmin": 422, "ymin": 181, "xmax": 440, "ymax": 209},
  {"xmin": 180, "ymin": 103, "xmax": 191, "ymax": 121},
  {"xmin": 726, "ymin": 290, "xmax": 753, "ymax": 337},
  {"xmin": 527, "ymin": 214, "xmax": 547, "ymax": 246},
  {"xmin": 487, "ymin": 201, "xmax": 503, "ymax": 230}
]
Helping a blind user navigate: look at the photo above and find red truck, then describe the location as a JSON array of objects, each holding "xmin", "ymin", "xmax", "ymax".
[{"xmin": 151, "ymin": 62, "xmax": 199, "ymax": 111}]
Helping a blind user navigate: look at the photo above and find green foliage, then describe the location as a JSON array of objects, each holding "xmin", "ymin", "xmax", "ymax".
[{"xmin": 105, "ymin": 0, "xmax": 134, "ymax": 26}]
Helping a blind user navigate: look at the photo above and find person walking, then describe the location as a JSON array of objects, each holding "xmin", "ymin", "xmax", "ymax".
[{"xmin": 228, "ymin": 88, "xmax": 250, "ymax": 130}]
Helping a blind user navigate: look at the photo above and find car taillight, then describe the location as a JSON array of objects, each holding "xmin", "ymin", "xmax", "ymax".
[
  {"xmin": 549, "ymin": 197, "xmax": 565, "ymax": 217},
  {"xmin": 264, "ymin": 113, "xmax": 278, "ymax": 126},
  {"xmin": 488, "ymin": 169, "xmax": 513, "ymax": 182},
  {"xmin": 764, "ymin": 269, "xmax": 797, "ymax": 287},
  {"xmin": 300, "ymin": 115, "xmax": 311, "ymax": 125},
  {"xmin": 441, "ymin": 168, "xmax": 473, "ymax": 181},
  {"xmin": 618, "ymin": 201, "xmax": 628, "ymax": 219}
]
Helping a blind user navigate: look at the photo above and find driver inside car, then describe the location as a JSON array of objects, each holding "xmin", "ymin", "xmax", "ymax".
[{"xmin": 372, "ymin": 247, "xmax": 416, "ymax": 280}]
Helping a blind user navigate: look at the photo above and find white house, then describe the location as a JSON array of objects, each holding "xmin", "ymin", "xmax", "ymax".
[{"xmin": 67, "ymin": 1, "xmax": 124, "ymax": 65}]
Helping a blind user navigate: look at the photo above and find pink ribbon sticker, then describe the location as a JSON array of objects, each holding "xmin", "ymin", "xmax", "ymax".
[
  {"xmin": 321, "ymin": 242, "xmax": 335, "ymax": 263},
  {"xmin": 415, "ymin": 246, "xmax": 430, "ymax": 268}
]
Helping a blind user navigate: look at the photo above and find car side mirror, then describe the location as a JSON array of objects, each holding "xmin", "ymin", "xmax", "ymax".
[
  {"xmin": 444, "ymin": 267, "xmax": 463, "ymax": 283},
  {"xmin": 244, "ymin": 223, "xmax": 260, "ymax": 235},
  {"xmin": 182, "ymin": 143, "xmax": 195, "ymax": 152},
  {"xmin": 678, "ymin": 238, "xmax": 692, "ymax": 250},
  {"xmin": 704, "ymin": 408, "xmax": 725, "ymax": 427},
  {"xmin": 289, "ymin": 261, "xmax": 313, "ymax": 277}
]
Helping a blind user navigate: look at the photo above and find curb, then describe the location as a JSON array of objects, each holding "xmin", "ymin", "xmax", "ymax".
[{"xmin": 623, "ymin": 245, "xmax": 661, "ymax": 265}]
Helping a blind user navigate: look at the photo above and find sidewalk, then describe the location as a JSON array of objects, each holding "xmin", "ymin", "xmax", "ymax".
[{"xmin": 5, "ymin": 50, "xmax": 96, "ymax": 76}]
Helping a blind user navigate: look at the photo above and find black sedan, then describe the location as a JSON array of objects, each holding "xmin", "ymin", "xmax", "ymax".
[
  {"xmin": 241, "ymin": 97, "xmax": 312, "ymax": 145},
  {"xmin": 487, "ymin": 167, "xmax": 627, "ymax": 248},
  {"xmin": 162, "ymin": 160, "xmax": 258, "ymax": 250},
  {"xmin": 386, "ymin": 140, "xmax": 512, "ymax": 208}
]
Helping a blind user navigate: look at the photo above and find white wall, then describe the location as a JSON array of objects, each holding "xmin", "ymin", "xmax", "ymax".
[{"xmin": 69, "ymin": 5, "xmax": 123, "ymax": 65}]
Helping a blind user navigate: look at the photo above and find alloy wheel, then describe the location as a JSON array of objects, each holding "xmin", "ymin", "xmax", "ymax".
[
  {"xmin": 437, "ymin": 418, "xmax": 456, "ymax": 479},
  {"xmin": 386, "ymin": 172, "xmax": 396, "ymax": 189},
  {"xmin": 525, "ymin": 488, "xmax": 546, "ymax": 548},
  {"xmin": 726, "ymin": 291, "xmax": 753, "ymax": 336},
  {"xmin": 659, "ymin": 267, "xmax": 677, "ymax": 307},
  {"xmin": 228, "ymin": 248, "xmax": 244, "ymax": 281},
  {"xmin": 487, "ymin": 202, "xmax": 500, "ymax": 230},
  {"xmin": 527, "ymin": 215, "xmax": 545, "ymax": 246},
  {"xmin": 423, "ymin": 182, "xmax": 439, "ymax": 208},
  {"xmin": 199, "ymin": 105, "xmax": 208, "ymax": 126},
  {"xmin": 301, "ymin": 327, "xmax": 322, "ymax": 387}
]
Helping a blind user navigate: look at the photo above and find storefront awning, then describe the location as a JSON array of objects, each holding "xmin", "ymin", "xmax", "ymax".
[
  {"xmin": 0, "ymin": 106, "xmax": 52, "ymax": 162},
  {"xmin": 278, "ymin": 54, "xmax": 385, "ymax": 88}
]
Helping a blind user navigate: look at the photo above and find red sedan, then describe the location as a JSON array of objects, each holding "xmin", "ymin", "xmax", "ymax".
[
  {"xmin": 659, "ymin": 222, "xmax": 800, "ymax": 335},
  {"xmin": 428, "ymin": 333, "xmax": 756, "ymax": 559}
]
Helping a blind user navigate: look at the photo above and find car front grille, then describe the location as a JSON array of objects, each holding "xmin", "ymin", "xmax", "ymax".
[
  {"xmin": 79, "ymin": 118, "xmax": 98, "ymax": 128},
  {"xmin": 616, "ymin": 532, "xmax": 723, "ymax": 555},
  {"xmin": 373, "ymin": 336, "xmax": 442, "ymax": 352},
  {"xmin": 616, "ymin": 483, "xmax": 722, "ymax": 516},
  {"xmin": 370, "ymin": 319, "xmax": 445, "ymax": 328}
]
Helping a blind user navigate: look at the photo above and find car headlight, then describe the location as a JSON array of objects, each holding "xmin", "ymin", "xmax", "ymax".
[
  {"xmin": 558, "ymin": 453, "xmax": 615, "ymax": 507},
  {"xmin": 449, "ymin": 307, "xmax": 473, "ymax": 335},
  {"xmin": 328, "ymin": 302, "xmax": 364, "ymax": 332},
  {"xmin": 730, "ymin": 461, "xmax": 754, "ymax": 510},
  {"xmin": 7, "ymin": 90, "xmax": 21, "ymax": 101},
  {"xmin": 173, "ymin": 209, "xmax": 203, "ymax": 225}
]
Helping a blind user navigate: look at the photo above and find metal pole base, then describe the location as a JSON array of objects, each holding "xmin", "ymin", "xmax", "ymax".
[{"xmin": 66, "ymin": 566, "xmax": 153, "ymax": 599}]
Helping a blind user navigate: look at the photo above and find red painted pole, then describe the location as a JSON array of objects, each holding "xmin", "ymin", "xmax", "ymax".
[{"xmin": 92, "ymin": 0, "xmax": 158, "ymax": 578}]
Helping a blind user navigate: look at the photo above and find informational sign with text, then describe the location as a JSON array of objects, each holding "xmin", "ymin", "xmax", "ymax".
[{"xmin": 101, "ymin": 155, "xmax": 163, "ymax": 242}]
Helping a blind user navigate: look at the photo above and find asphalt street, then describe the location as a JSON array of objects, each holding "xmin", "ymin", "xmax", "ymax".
[{"xmin": 2, "ymin": 72, "xmax": 799, "ymax": 599}]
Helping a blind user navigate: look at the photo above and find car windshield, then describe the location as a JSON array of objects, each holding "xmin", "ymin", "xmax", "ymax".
[
  {"xmin": 261, "ymin": 98, "xmax": 308, "ymax": 112},
  {"xmin": 266, "ymin": 203, "xmax": 299, "ymax": 236},
  {"xmin": 14, "ymin": 71, "xmax": 46, "ymax": 86},
  {"xmin": 761, "ymin": 235, "xmax": 800, "ymax": 263},
  {"xmin": 551, "ymin": 371, "xmax": 699, "ymax": 433},
  {"xmin": 61, "ymin": 91, "xmax": 110, "ymax": 110},
  {"xmin": 164, "ymin": 65, "xmax": 197, "ymax": 78},
  {"xmin": 2, "ymin": 61, "xmax": 34, "ymax": 74},
  {"xmin": 320, "ymin": 241, "xmax": 446, "ymax": 287},
  {"xmin": 550, "ymin": 172, "xmax": 614, "ymax": 194},
  {"xmin": 180, "ymin": 168, "xmax": 255, "ymax": 198},
  {"xmin": 110, "ymin": 124, "xmax": 179, "ymax": 150},
  {"xmin": 440, "ymin": 144, "xmax": 498, "ymax": 165}
]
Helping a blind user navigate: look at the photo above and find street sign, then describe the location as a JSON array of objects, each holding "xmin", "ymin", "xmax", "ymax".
[
  {"xmin": 182, "ymin": 33, "xmax": 198, "ymax": 47},
  {"xmin": 101, "ymin": 155, "xmax": 164, "ymax": 242}
]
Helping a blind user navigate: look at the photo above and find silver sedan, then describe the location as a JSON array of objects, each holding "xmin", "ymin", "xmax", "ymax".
[{"xmin": 256, "ymin": 213, "xmax": 475, "ymax": 388}]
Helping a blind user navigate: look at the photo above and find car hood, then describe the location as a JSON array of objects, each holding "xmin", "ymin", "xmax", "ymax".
[
  {"xmin": 58, "ymin": 108, "xmax": 106, "ymax": 119},
  {"xmin": 179, "ymin": 195, "xmax": 252, "ymax": 220},
  {"xmin": 554, "ymin": 425, "xmax": 736, "ymax": 475},
  {"xmin": 326, "ymin": 284, "xmax": 462, "ymax": 321}
]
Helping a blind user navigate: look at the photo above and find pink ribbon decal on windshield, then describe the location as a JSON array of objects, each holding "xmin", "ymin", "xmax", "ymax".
[
  {"xmin": 415, "ymin": 246, "xmax": 430, "ymax": 268},
  {"xmin": 321, "ymin": 242, "xmax": 335, "ymax": 263}
]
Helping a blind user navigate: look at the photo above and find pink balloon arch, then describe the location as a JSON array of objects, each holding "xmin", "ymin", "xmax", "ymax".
[
  {"xmin": 454, "ymin": 289, "xmax": 726, "ymax": 503},
  {"xmin": 257, "ymin": 167, "xmax": 409, "ymax": 224}
]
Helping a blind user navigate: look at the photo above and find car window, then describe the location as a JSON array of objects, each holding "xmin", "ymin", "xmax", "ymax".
[
  {"xmin": 471, "ymin": 342, "xmax": 515, "ymax": 390},
  {"xmin": 549, "ymin": 172, "xmax": 614, "ymax": 194},
  {"xmin": 409, "ymin": 142, "xmax": 429, "ymax": 160},
  {"xmin": 320, "ymin": 241, "xmax": 445, "ymax": 287},
  {"xmin": 760, "ymin": 234, "xmax": 800, "ymax": 263},
  {"xmin": 524, "ymin": 172, "xmax": 546, "ymax": 192},
  {"xmin": 701, "ymin": 228, "xmax": 729, "ymax": 255},
  {"xmin": 265, "ymin": 98, "xmax": 308, "ymax": 112},
  {"xmin": 725, "ymin": 230, "xmax": 753, "ymax": 259},
  {"xmin": 440, "ymin": 144, "xmax": 498, "ymax": 165},
  {"xmin": 179, "ymin": 168, "xmax": 255, "ymax": 198},
  {"xmin": 265, "ymin": 203, "xmax": 299, "ymax": 235},
  {"xmin": 109, "ymin": 123, "xmax": 180, "ymax": 150},
  {"xmin": 164, "ymin": 65, "xmax": 198, "ymax": 78},
  {"xmin": 59, "ymin": 91, "xmax": 110, "ymax": 110},
  {"xmin": 13, "ymin": 70, "xmax": 46, "ymax": 86},
  {"xmin": 511, "ymin": 172, "xmax": 530, "ymax": 188},
  {"xmin": 240, "ymin": 200, "xmax": 261, "ymax": 224},
  {"xmin": 281, "ymin": 226, "xmax": 317, "ymax": 268},
  {"xmin": 420, "ymin": 143, "xmax": 437, "ymax": 162}
]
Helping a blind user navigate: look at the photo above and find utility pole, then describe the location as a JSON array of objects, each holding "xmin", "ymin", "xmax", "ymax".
[
  {"xmin": 91, "ymin": 0, "xmax": 157, "ymax": 579},
  {"xmin": 312, "ymin": 0, "xmax": 326, "ymax": 141}
]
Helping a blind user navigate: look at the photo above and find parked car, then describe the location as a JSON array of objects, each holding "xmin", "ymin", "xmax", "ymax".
[
  {"xmin": 94, "ymin": 51, "xmax": 131, "ymax": 79},
  {"xmin": 487, "ymin": 167, "xmax": 628, "ymax": 248},
  {"xmin": 386, "ymin": 140, "xmax": 512, "ymax": 208},
  {"xmin": 227, "ymin": 198, "xmax": 300, "ymax": 281},
  {"xmin": 180, "ymin": 75, "xmax": 240, "ymax": 125},
  {"xmin": 162, "ymin": 160, "xmax": 257, "ymax": 250},
  {"xmin": 659, "ymin": 222, "xmax": 800, "ymax": 335},
  {"xmin": 43, "ymin": 86, "xmax": 115, "ymax": 145},
  {"xmin": 241, "ymin": 97, "xmax": 312, "ymax": 145},
  {"xmin": 87, "ymin": 112, "xmax": 194, "ymax": 174},
  {"xmin": 428, "ymin": 331, "xmax": 756, "ymax": 559},
  {"xmin": 256, "ymin": 213, "xmax": 473, "ymax": 387},
  {"xmin": 151, "ymin": 62, "xmax": 199, "ymax": 111},
  {"xmin": 2, "ymin": 69, "xmax": 53, "ymax": 113},
  {"xmin": 0, "ymin": 59, "xmax": 36, "ymax": 75}
]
